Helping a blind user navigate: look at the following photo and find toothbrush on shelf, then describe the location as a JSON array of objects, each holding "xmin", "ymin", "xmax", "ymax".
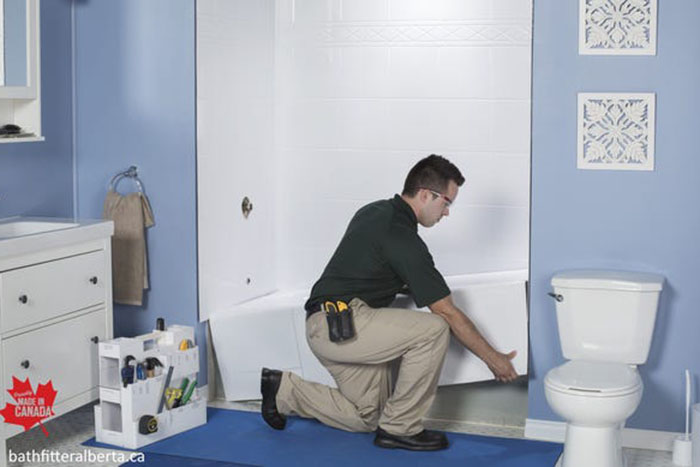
[{"xmin": 684, "ymin": 369, "xmax": 691, "ymax": 441}]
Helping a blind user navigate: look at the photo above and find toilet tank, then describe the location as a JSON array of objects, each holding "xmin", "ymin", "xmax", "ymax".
[{"xmin": 550, "ymin": 270, "xmax": 664, "ymax": 364}]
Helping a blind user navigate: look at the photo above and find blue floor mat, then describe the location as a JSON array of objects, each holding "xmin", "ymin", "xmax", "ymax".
[{"xmin": 85, "ymin": 408, "xmax": 561, "ymax": 467}]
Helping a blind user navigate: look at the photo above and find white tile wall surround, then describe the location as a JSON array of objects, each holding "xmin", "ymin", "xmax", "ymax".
[
  {"xmin": 197, "ymin": 0, "xmax": 277, "ymax": 320},
  {"xmin": 422, "ymin": 205, "xmax": 530, "ymax": 276},
  {"xmin": 455, "ymin": 153, "xmax": 531, "ymax": 208},
  {"xmin": 341, "ymin": 0, "xmax": 390, "ymax": 22},
  {"xmin": 284, "ymin": 149, "xmax": 529, "ymax": 207},
  {"xmin": 577, "ymin": 93, "xmax": 656, "ymax": 171},
  {"xmin": 492, "ymin": 101, "xmax": 532, "ymax": 153},
  {"xmin": 292, "ymin": 0, "xmax": 533, "ymax": 23},
  {"xmin": 579, "ymin": 0, "xmax": 657, "ymax": 55},
  {"xmin": 199, "ymin": 0, "xmax": 532, "ymax": 306},
  {"xmin": 280, "ymin": 149, "xmax": 410, "ymax": 200},
  {"xmin": 290, "ymin": 0, "xmax": 338, "ymax": 23},
  {"xmin": 491, "ymin": 0, "xmax": 534, "ymax": 20},
  {"xmin": 387, "ymin": 0, "xmax": 492, "ymax": 21},
  {"xmin": 273, "ymin": 0, "xmax": 532, "ymax": 287},
  {"xmin": 316, "ymin": 20, "xmax": 532, "ymax": 47},
  {"xmin": 283, "ymin": 99, "xmax": 532, "ymax": 154},
  {"xmin": 490, "ymin": 47, "xmax": 532, "ymax": 99},
  {"xmin": 288, "ymin": 46, "xmax": 531, "ymax": 100}
]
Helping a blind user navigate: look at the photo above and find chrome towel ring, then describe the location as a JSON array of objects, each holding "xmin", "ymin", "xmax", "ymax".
[{"xmin": 109, "ymin": 166, "xmax": 145, "ymax": 194}]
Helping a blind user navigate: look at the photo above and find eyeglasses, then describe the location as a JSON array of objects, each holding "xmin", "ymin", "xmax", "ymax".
[{"xmin": 420, "ymin": 188, "xmax": 453, "ymax": 207}]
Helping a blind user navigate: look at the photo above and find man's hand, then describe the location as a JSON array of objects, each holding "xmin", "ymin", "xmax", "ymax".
[
  {"xmin": 429, "ymin": 296, "xmax": 520, "ymax": 384},
  {"xmin": 486, "ymin": 350, "xmax": 518, "ymax": 383}
]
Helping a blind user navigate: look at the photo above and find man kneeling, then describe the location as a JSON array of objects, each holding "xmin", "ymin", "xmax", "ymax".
[{"xmin": 261, "ymin": 155, "xmax": 518, "ymax": 451}]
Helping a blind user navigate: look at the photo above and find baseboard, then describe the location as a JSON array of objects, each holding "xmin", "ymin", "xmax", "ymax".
[
  {"xmin": 524, "ymin": 418, "xmax": 566, "ymax": 444},
  {"xmin": 621, "ymin": 426, "xmax": 680, "ymax": 452},
  {"xmin": 525, "ymin": 418, "xmax": 680, "ymax": 452}
]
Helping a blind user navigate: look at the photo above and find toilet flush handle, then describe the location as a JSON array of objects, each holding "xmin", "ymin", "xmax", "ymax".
[{"xmin": 547, "ymin": 292, "xmax": 564, "ymax": 302}]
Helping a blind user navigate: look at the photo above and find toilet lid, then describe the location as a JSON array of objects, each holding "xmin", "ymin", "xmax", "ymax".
[{"xmin": 545, "ymin": 361, "xmax": 642, "ymax": 397}]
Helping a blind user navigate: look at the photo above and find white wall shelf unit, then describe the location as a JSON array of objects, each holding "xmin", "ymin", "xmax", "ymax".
[{"xmin": 94, "ymin": 325, "xmax": 206, "ymax": 450}]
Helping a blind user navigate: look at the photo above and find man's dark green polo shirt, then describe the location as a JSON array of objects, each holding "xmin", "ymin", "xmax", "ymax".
[{"xmin": 305, "ymin": 194, "xmax": 450, "ymax": 317}]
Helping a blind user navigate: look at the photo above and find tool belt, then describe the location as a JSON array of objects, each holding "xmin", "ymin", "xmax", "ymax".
[{"xmin": 323, "ymin": 300, "xmax": 356, "ymax": 342}]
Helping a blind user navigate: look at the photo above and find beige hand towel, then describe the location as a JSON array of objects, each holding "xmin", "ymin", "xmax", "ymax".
[{"xmin": 103, "ymin": 189, "xmax": 155, "ymax": 306}]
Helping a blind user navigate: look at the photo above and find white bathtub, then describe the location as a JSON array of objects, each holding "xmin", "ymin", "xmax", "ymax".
[{"xmin": 209, "ymin": 270, "xmax": 529, "ymax": 401}]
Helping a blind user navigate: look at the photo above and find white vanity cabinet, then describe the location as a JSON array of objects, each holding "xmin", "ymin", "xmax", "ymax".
[{"xmin": 0, "ymin": 218, "xmax": 114, "ymax": 466}]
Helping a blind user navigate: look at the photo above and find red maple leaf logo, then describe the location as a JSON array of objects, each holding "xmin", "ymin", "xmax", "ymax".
[{"xmin": 0, "ymin": 376, "xmax": 57, "ymax": 436}]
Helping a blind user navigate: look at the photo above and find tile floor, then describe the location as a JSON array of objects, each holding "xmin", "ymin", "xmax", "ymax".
[{"xmin": 5, "ymin": 400, "xmax": 676, "ymax": 467}]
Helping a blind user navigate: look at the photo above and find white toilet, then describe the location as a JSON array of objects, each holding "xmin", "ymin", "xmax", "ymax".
[{"xmin": 544, "ymin": 270, "xmax": 664, "ymax": 467}]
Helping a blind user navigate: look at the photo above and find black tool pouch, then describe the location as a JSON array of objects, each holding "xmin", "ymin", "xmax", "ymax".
[{"xmin": 326, "ymin": 302, "xmax": 356, "ymax": 342}]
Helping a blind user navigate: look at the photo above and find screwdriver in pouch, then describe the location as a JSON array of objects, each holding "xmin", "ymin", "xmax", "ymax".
[
  {"xmin": 324, "ymin": 301, "xmax": 342, "ymax": 342},
  {"xmin": 336, "ymin": 300, "xmax": 355, "ymax": 340}
]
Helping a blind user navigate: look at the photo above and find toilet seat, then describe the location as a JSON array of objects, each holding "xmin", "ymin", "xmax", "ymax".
[{"xmin": 545, "ymin": 360, "xmax": 642, "ymax": 397}]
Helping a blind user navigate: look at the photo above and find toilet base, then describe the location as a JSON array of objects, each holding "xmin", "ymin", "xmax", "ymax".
[
  {"xmin": 556, "ymin": 456, "xmax": 627, "ymax": 467},
  {"xmin": 557, "ymin": 423, "xmax": 626, "ymax": 467},
  {"xmin": 555, "ymin": 455, "xmax": 627, "ymax": 467}
]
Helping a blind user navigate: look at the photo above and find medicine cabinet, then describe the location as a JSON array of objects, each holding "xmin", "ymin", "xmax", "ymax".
[{"xmin": 0, "ymin": 0, "xmax": 42, "ymax": 143}]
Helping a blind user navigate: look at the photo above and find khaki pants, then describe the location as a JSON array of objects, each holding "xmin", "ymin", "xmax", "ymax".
[{"xmin": 276, "ymin": 298, "xmax": 450, "ymax": 436}]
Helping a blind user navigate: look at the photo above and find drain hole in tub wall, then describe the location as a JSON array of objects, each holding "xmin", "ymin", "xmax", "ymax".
[{"xmin": 246, "ymin": 278, "xmax": 251, "ymax": 285}]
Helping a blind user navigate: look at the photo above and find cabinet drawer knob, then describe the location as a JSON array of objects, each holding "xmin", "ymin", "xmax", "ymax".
[
  {"xmin": 89, "ymin": 276, "xmax": 98, "ymax": 285},
  {"xmin": 91, "ymin": 336, "xmax": 99, "ymax": 344},
  {"xmin": 20, "ymin": 360, "xmax": 30, "ymax": 369},
  {"xmin": 18, "ymin": 294, "xmax": 28, "ymax": 304}
]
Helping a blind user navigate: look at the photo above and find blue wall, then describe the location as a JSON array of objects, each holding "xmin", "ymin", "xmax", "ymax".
[
  {"xmin": 73, "ymin": 0, "xmax": 206, "ymax": 384},
  {"xmin": 8, "ymin": 0, "xmax": 696, "ymax": 430},
  {"xmin": 0, "ymin": 0, "xmax": 73, "ymax": 218},
  {"xmin": 530, "ymin": 1, "xmax": 700, "ymax": 431}
]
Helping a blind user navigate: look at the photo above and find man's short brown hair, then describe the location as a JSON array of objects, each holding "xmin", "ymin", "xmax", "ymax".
[{"xmin": 402, "ymin": 154, "xmax": 465, "ymax": 197}]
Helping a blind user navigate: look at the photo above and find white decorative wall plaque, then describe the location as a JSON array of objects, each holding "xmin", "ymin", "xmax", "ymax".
[
  {"xmin": 579, "ymin": 0, "xmax": 657, "ymax": 55},
  {"xmin": 577, "ymin": 93, "xmax": 655, "ymax": 171}
]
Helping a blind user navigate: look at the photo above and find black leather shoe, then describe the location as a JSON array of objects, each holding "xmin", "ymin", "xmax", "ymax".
[
  {"xmin": 374, "ymin": 427, "xmax": 448, "ymax": 451},
  {"xmin": 261, "ymin": 368, "xmax": 286, "ymax": 430}
]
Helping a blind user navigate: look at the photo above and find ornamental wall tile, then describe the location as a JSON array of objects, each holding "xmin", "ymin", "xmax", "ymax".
[
  {"xmin": 577, "ymin": 93, "xmax": 655, "ymax": 171},
  {"xmin": 579, "ymin": 0, "xmax": 657, "ymax": 55}
]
